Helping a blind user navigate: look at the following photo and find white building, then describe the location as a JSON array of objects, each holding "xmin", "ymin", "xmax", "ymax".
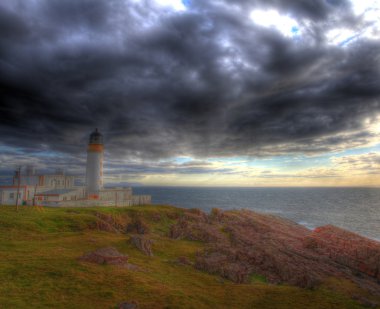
[{"xmin": 0, "ymin": 129, "xmax": 151, "ymax": 207}]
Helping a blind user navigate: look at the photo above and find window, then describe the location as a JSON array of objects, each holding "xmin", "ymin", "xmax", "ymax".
[{"xmin": 9, "ymin": 193, "xmax": 14, "ymax": 199}]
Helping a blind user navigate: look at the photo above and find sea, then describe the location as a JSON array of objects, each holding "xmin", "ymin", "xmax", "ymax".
[{"xmin": 132, "ymin": 186, "xmax": 380, "ymax": 241}]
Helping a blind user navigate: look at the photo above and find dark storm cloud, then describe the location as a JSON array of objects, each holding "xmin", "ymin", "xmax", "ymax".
[{"xmin": 0, "ymin": 0, "xmax": 380, "ymax": 172}]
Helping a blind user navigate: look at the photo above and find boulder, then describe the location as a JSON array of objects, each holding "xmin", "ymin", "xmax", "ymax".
[
  {"xmin": 131, "ymin": 235, "xmax": 153, "ymax": 256},
  {"xmin": 79, "ymin": 247, "xmax": 128, "ymax": 265},
  {"xmin": 118, "ymin": 301, "xmax": 138, "ymax": 309}
]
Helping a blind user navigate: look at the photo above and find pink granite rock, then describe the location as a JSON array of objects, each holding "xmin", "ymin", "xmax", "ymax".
[
  {"xmin": 170, "ymin": 208, "xmax": 380, "ymax": 292},
  {"xmin": 304, "ymin": 225, "xmax": 380, "ymax": 281}
]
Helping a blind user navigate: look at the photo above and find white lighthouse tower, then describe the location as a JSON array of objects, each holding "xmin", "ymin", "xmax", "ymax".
[{"xmin": 86, "ymin": 128, "xmax": 104, "ymax": 198}]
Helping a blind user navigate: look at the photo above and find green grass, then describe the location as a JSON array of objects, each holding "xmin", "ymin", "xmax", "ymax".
[
  {"xmin": 0, "ymin": 205, "xmax": 377, "ymax": 308},
  {"xmin": 249, "ymin": 273, "xmax": 267, "ymax": 284}
]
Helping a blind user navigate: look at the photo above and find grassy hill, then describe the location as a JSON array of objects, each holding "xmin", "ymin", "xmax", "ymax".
[{"xmin": 0, "ymin": 205, "xmax": 377, "ymax": 309}]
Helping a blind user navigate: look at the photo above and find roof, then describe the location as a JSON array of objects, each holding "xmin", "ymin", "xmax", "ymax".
[
  {"xmin": 89, "ymin": 128, "xmax": 103, "ymax": 144},
  {"xmin": 35, "ymin": 189, "xmax": 80, "ymax": 196}
]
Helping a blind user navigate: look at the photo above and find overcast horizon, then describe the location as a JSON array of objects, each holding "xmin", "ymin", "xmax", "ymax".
[{"xmin": 1, "ymin": 0, "xmax": 380, "ymax": 187}]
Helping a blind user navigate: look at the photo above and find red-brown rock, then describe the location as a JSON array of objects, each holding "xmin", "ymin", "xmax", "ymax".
[
  {"xmin": 79, "ymin": 247, "xmax": 128, "ymax": 265},
  {"xmin": 304, "ymin": 225, "xmax": 380, "ymax": 281},
  {"xmin": 91, "ymin": 213, "xmax": 129, "ymax": 233},
  {"xmin": 170, "ymin": 208, "xmax": 380, "ymax": 292}
]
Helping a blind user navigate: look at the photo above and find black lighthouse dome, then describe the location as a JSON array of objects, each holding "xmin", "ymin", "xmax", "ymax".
[{"xmin": 89, "ymin": 128, "xmax": 103, "ymax": 144}]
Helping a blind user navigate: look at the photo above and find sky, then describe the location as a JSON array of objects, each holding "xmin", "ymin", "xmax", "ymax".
[{"xmin": 0, "ymin": 0, "xmax": 380, "ymax": 187}]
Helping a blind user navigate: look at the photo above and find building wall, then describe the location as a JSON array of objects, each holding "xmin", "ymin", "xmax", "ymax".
[
  {"xmin": 132, "ymin": 195, "xmax": 152, "ymax": 206},
  {"xmin": 12, "ymin": 174, "xmax": 76, "ymax": 188},
  {"xmin": 34, "ymin": 188, "xmax": 86, "ymax": 204},
  {"xmin": 99, "ymin": 188, "xmax": 132, "ymax": 201},
  {"xmin": 42, "ymin": 175, "xmax": 76, "ymax": 188},
  {"xmin": 0, "ymin": 184, "xmax": 151, "ymax": 207},
  {"xmin": 0, "ymin": 186, "xmax": 28, "ymax": 205},
  {"xmin": 37, "ymin": 200, "xmax": 127, "ymax": 207}
]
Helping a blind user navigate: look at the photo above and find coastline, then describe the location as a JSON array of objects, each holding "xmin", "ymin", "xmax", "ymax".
[
  {"xmin": 133, "ymin": 186, "xmax": 380, "ymax": 241},
  {"xmin": 0, "ymin": 204, "xmax": 379, "ymax": 308}
]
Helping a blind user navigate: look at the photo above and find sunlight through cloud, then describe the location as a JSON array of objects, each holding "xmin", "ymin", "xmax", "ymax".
[
  {"xmin": 250, "ymin": 9, "xmax": 300, "ymax": 37},
  {"xmin": 154, "ymin": 0, "xmax": 187, "ymax": 11}
]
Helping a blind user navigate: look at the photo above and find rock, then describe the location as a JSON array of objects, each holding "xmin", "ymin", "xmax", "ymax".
[
  {"xmin": 131, "ymin": 235, "xmax": 153, "ymax": 256},
  {"xmin": 123, "ymin": 263, "xmax": 140, "ymax": 271},
  {"xmin": 195, "ymin": 249, "xmax": 249, "ymax": 283},
  {"xmin": 352, "ymin": 295, "xmax": 378, "ymax": 308},
  {"xmin": 127, "ymin": 217, "xmax": 150, "ymax": 234},
  {"xmin": 166, "ymin": 211, "xmax": 180, "ymax": 220},
  {"xmin": 170, "ymin": 208, "xmax": 380, "ymax": 291},
  {"xmin": 91, "ymin": 213, "xmax": 129, "ymax": 233},
  {"xmin": 305, "ymin": 225, "xmax": 380, "ymax": 281},
  {"xmin": 118, "ymin": 301, "xmax": 138, "ymax": 309},
  {"xmin": 79, "ymin": 247, "xmax": 128, "ymax": 265},
  {"xmin": 222, "ymin": 262, "xmax": 249, "ymax": 283},
  {"xmin": 151, "ymin": 213, "xmax": 161, "ymax": 222},
  {"xmin": 93, "ymin": 220, "xmax": 119, "ymax": 233},
  {"xmin": 177, "ymin": 256, "xmax": 192, "ymax": 265},
  {"xmin": 169, "ymin": 217, "xmax": 224, "ymax": 242}
]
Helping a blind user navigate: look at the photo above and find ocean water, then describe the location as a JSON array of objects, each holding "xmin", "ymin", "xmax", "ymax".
[{"xmin": 133, "ymin": 187, "xmax": 380, "ymax": 240}]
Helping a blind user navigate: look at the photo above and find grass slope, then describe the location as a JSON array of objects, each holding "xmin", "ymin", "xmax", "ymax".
[{"xmin": 0, "ymin": 205, "xmax": 376, "ymax": 309}]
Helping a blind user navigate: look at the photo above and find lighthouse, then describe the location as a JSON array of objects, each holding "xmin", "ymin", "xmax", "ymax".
[{"xmin": 86, "ymin": 128, "xmax": 104, "ymax": 198}]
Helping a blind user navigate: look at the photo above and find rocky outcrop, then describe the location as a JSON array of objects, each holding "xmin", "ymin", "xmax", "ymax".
[
  {"xmin": 118, "ymin": 301, "xmax": 139, "ymax": 309},
  {"xmin": 170, "ymin": 208, "xmax": 380, "ymax": 292},
  {"xmin": 79, "ymin": 247, "xmax": 128, "ymax": 265},
  {"xmin": 169, "ymin": 210, "xmax": 225, "ymax": 242},
  {"xmin": 304, "ymin": 225, "xmax": 380, "ymax": 281},
  {"xmin": 131, "ymin": 235, "xmax": 153, "ymax": 256},
  {"xmin": 91, "ymin": 213, "xmax": 129, "ymax": 233},
  {"xmin": 195, "ymin": 248, "xmax": 249, "ymax": 283},
  {"xmin": 352, "ymin": 295, "xmax": 378, "ymax": 308},
  {"xmin": 127, "ymin": 217, "xmax": 150, "ymax": 235}
]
